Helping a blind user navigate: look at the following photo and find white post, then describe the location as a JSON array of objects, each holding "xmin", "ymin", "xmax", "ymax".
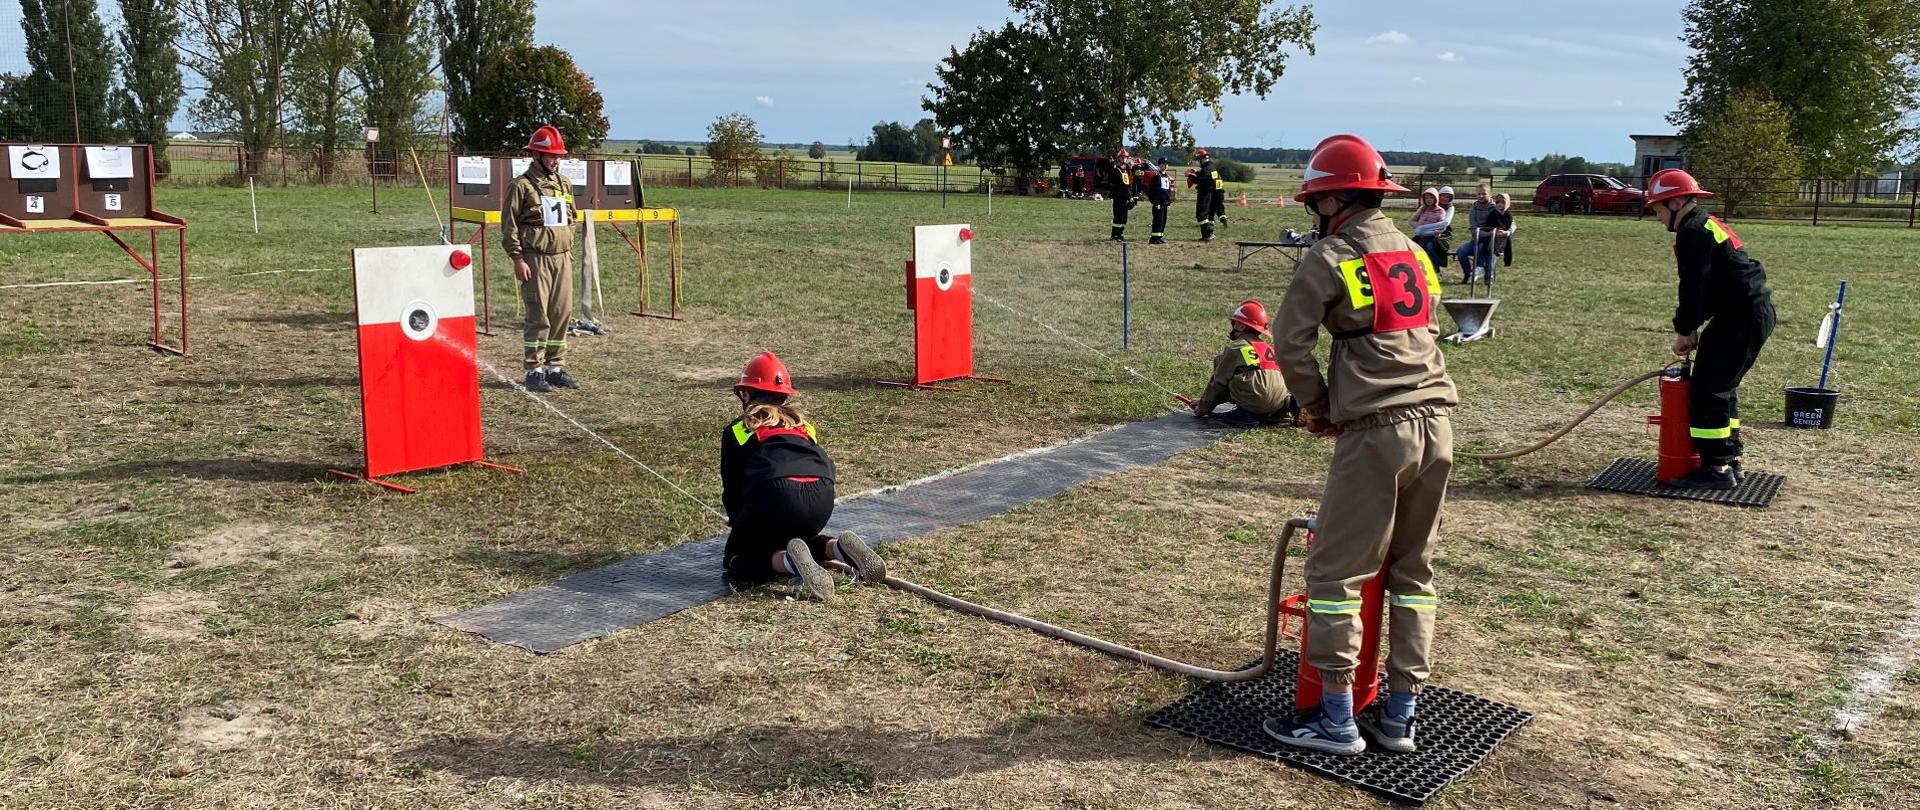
[
  {"xmin": 248, "ymin": 177, "xmax": 259, "ymax": 234},
  {"xmin": 581, "ymin": 211, "xmax": 601, "ymax": 320},
  {"xmin": 847, "ymin": 177, "xmax": 853, "ymax": 209},
  {"xmin": 988, "ymin": 182, "xmax": 993, "ymax": 216}
]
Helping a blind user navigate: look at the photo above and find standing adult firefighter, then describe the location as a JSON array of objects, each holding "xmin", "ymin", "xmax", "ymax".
[
  {"xmin": 1191, "ymin": 299, "xmax": 1296, "ymax": 425},
  {"xmin": 1193, "ymin": 148, "xmax": 1228, "ymax": 240},
  {"xmin": 1265, "ymin": 133, "xmax": 1458, "ymax": 756},
  {"xmin": 1645, "ymin": 168, "xmax": 1776, "ymax": 490},
  {"xmin": 502, "ymin": 124, "xmax": 579, "ymax": 393},
  {"xmin": 1105, "ymin": 149, "xmax": 1136, "ymax": 242},
  {"xmin": 1145, "ymin": 157, "xmax": 1174, "ymax": 244}
]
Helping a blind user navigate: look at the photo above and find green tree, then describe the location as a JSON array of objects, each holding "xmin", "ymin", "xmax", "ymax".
[
  {"xmin": 18, "ymin": 0, "xmax": 120, "ymax": 141},
  {"xmin": 289, "ymin": 0, "xmax": 364, "ymax": 183},
  {"xmin": 0, "ymin": 74, "xmax": 31, "ymax": 141},
  {"xmin": 356, "ymin": 0, "xmax": 437, "ymax": 155},
  {"xmin": 432, "ymin": 0, "xmax": 534, "ymax": 149},
  {"xmin": 807, "ymin": 141, "xmax": 826, "ymax": 159},
  {"xmin": 462, "ymin": 44, "xmax": 609, "ymax": 153},
  {"xmin": 1684, "ymin": 88, "xmax": 1804, "ymax": 217},
  {"xmin": 706, "ymin": 112, "xmax": 762, "ymax": 183},
  {"xmin": 684, "ymin": 146, "xmax": 697, "ymax": 156},
  {"xmin": 116, "ymin": 0, "xmax": 185, "ymax": 176},
  {"xmin": 181, "ymin": 0, "xmax": 315, "ymax": 177},
  {"xmin": 1673, "ymin": 0, "xmax": 1920, "ymax": 176},
  {"xmin": 930, "ymin": 0, "xmax": 1315, "ymax": 157},
  {"xmin": 754, "ymin": 145, "xmax": 797, "ymax": 187},
  {"xmin": 923, "ymin": 23, "xmax": 1095, "ymax": 181},
  {"xmin": 857, "ymin": 121, "xmax": 916, "ymax": 162}
]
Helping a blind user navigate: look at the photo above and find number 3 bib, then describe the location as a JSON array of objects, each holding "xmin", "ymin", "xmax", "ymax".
[{"xmin": 1338, "ymin": 248, "xmax": 1440, "ymax": 334}]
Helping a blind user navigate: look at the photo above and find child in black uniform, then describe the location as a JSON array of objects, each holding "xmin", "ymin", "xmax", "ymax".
[{"xmin": 721, "ymin": 351, "xmax": 886, "ymax": 599}]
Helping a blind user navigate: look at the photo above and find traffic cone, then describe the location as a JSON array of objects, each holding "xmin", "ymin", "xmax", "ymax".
[
  {"xmin": 1239, "ymin": 192, "xmax": 1248, "ymax": 207},
  {"xmin": 1273, "ymin": 195, "xmax": 1286, "ymax": 207}
]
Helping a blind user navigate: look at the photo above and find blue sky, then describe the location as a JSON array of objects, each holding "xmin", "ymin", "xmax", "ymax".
[
  {"xmin": 547, "ymin": 0, "xmax": 1692, "ymax": 162},
  {"xmin": 2, "ymin": 0, "xmax": 1693, "ymax": 163}
]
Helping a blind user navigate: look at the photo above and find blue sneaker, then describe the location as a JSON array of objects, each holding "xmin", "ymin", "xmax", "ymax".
[
  {"xmin": 1356, "ymin": 707, "xmax": 1416, "ymax": 753},
  {"xmin": 1262, "ymin": 710, "xmax": 1366, "ymax": 755}
]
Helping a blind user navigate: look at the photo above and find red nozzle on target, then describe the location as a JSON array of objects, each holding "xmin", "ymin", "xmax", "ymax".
[
  {"xmin": 450, "ymin": 250, "xmax": 472, "ymax": 270},
  {"xmin": 959, "ymin": 227, "xmax": 973, "ymax": 242},
  {"xmin": 1175, "ymin": 393, "xmax": 1195, "ymax": 407}
]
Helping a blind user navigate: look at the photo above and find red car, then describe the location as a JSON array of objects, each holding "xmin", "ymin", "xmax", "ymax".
[{"xmin": 1532, "ymin": 174, "xmax": 1646, "ymax": 214}]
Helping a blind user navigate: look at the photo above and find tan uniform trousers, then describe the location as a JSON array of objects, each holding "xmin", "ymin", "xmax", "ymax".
[
  {"xmin": 1305, "ymin": 408, "xmax": 1452, "ymax": 694},
  {"xmin": 520, "ymin": 251, "xmax": 573, "ymax": 370}
]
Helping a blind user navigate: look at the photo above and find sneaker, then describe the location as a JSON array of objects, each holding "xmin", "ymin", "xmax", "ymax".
[
  {"xmin": 1199, "ymin": 234, "xmax": 1215, "ymax": 243},
  {"xmin": 523, "ymin": 369, "xmax": 552, "ymax": 393},
  {"xmin": 1262, "ymin": 710, "xmax": 1366, "ymax": 756},
  {"xmin": 1667, "ymin": 465, "xmax": 1737, "ymax": 491},
  {"xmin": 546, "ymin": 367, "xmax": 579, "ymax": 389},
  {"xmin": 1729, "ymin": 459, "xmax": 1746, "ymax": 483},
  {"xmin": 784, "ymin": 538, "xmax": 835, "ymax": 601},
  {"xmin": 1148, "ymin": 237, "xmax": 1167, "ymax": 245},
  {"xmin": 830, "ymin": 531, "xmax": 887, "ymax": 583},
  {"xmin": 1356, "ymin": 707, "xmax": 1416, "ymax": 753},
  {"xmin": 1110, "ymin": 235, "xmax": 1127, "ymax": 243}
]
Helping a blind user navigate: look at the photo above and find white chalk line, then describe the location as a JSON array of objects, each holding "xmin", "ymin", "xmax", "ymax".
[
  {"xmin": 0, "ymin": 266, "xmax": 342, "ymax": 290},
  {"xmin": 1830, "ymin": 594, "xmax": 1920, "ymax": 738},
  {"xmin": 475, "ymin": 357, "xmax": 730, "ymax": 523}
]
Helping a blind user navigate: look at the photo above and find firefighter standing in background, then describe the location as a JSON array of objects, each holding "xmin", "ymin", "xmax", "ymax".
[
  {"xmin": 1645, "ymin": 168, "xmax": 1776, "ymax": 490},
  {"xmin": 1146, "ymin": 157, "xmax": 1173, "ymax": 244},
  {"xmin": 1265, "ymin": 134, "xmax": 1457, "ymax": 756},
  {"xmin": 502, "ymin": 124, "xmax": 578, "ymax": 393},
  {"xmin": 1194, "ymin": 148, "xmax": 1228, "ymax": 240},
  {"xmin": 1106, "ymin": 149, "xmax": 1136, "ymax": 242}
]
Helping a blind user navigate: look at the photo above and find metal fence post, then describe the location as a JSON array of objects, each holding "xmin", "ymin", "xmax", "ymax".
[
  {"xmin": 1812, "ymin": 180, "xmax": 1822, "ymax": 226},
  {"xmin": 687, "ymin": 155, "xmax": 694, "ymax": 188},
  {"xmin": 894, "ymin": 164, "xmax": 899, "ymax": 189},
  {"xmin": 1908, "ymin": 177, "xmax": 1917, "ymax": 228},
  {"xmin": 857, "ymin": 163, "xmax": 862, "ymax": 189}
]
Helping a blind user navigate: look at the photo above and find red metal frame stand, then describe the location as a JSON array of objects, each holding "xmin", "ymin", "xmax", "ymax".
[{"xmin": 326, "ymin": 460, "xmax": 522, "ymax": 495}]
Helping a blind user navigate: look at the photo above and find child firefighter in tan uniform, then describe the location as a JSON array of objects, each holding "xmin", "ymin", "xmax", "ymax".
[
  {"xmin": 501, "ymin": 124, "xmax": 578, "ymax": 393},
  {"xmin": 1264, "ymin": 134, "xmax": 1458, "ymax": 756},
  {"xmin": 1190, "ymin": 299, "xmax": 1297, "ymax": 427}
]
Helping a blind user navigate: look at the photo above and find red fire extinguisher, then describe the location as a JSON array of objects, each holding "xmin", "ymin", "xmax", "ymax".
[
  {"xmin": 1276, "ymin": 526, "xmax": 1388, "ymax": 712},
  {"xmin": 1647, "ymin": 360, "xmax": 1701, "ymax": 484}
]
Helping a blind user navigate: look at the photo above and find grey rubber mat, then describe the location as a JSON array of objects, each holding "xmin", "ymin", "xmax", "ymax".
[
  {"xmin": 1145, "ymin": 652, "xmax": 1531, "ymax": 805},
  {"xmin": 436, "ymin": 411, "xmax": 1238, "ymax": 652},
  {"xmin": 1588, "ymin": 457, "xmax": 1784, "ymax": 507}
]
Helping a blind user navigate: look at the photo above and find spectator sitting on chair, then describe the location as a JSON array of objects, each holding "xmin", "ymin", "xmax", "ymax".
[
  {"xmin": 1455, "ymin": 183, "xmax": 1495, "ymax": 282},
  {"xmin": 1464, "ymin": 193, "xmax": 1516, "ymax": 286},
  {"xmin": 1409, "ymin": 187, "xmax": 1453, "ymax": 270}
]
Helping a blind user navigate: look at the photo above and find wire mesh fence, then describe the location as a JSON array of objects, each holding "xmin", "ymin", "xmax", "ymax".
[{"xmin": 1394, "ymin": 172, "xmax": 1920, "ymax": 227}]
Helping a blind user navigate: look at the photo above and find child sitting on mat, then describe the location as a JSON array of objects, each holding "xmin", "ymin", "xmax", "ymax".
[
  {"xmin": 720, "ymin": 351, "xmax": 885, "ymax": 600},
  {"xmin": 1192, "ymin": 300, "xmax": 1298, "ymax": 427}
]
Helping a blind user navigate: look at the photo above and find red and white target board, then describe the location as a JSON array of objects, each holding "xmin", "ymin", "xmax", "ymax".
[
  {"xmin": 329, "ymin": 244, "xmax": 517, "ymax": 493},
  {"xmin": 879, "ymin": 224, "xmax": 1007, "ymax": 391}
]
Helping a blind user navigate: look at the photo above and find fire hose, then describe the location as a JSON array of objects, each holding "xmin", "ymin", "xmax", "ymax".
[
  {"xmin": 825, "ymin": 518, "xmax": 1312, "ymax": 683},
  {"xmin": 820, "ymin": 368, "xmax": 1673, "ymax": 682}
]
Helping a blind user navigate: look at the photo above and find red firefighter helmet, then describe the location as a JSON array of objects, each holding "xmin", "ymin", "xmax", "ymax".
[
  {"xmin": 735, "ymin": 351, "xmax": 795, "ymax": 397},
  {"xmin": 1195, "ymin": 148, "xmax": 1212, "ymax": 161},
  {"xmin": 1229, "ymin": 299, "xmax": 1271, "ymax": 336},
  {"xmin": 1645, "ymin": 168, "xmax": 1713, "ymax": 205},
  {"xmin": 526, "ymin": 125, "xmax": 567, "ymax": 155},
  {"xmin": 1294, "ymin": 134, "xmax": 1408, "ymax": 202},
  {"xmin": 1116, "ymin": 148, "xmax": 1131, "ymax": 159}
]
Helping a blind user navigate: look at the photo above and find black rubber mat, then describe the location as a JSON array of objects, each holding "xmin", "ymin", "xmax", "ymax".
[
  {"xmin": 1145, "ymin": 652, "xmax": 1531, "ymax": 805},
  {"xmin": 436, "ymin": 411, "xmax": 1238, "ymax": 652},
  {"xmin": 1588, "ymin": 457, "xmax": 1783, "ymax": 507}
]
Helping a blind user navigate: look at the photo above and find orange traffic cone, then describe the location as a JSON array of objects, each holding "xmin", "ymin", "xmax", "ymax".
[
  {"xmin": 1273, "ymin": 195, "xmax": 1286, "ymax": 207},
  {"xmin": 1239, "ymin": 192, "xmax": 1249, "ymax": 207}
]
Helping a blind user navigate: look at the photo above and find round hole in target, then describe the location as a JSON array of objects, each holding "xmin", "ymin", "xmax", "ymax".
[
  {"xmin": 936, "ymin": 263, "xmax": 954, "ymax": 291},
  {"xmin": 402, "ymin": 299, "xmax": 438, "ymax": 342}
]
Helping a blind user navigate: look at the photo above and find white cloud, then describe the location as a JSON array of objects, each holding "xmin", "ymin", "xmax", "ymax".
[
  {"xmin": 1411, "ymin": 76, "xmax": 1426, "ymax": 84},
  {"xmin": 1367, "ymin": 30, "xmax": 1412, "ymax": 46},
  {"xmin": 754, "ymin": 95, "xmax": 775, "ymax": 107},
  {"xmin": 1438, "ymin": 51, "xmax": 1463, "ymax": 63},
  {"xmin": 1613, "ymin": 99, "xmax": 1626, "ymax": 107}
]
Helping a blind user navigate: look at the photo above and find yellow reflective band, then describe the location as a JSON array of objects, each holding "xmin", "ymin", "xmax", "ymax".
[
  {"xmin": 1309, "ymin": 599, "xmax": 1362, "ymax": 615},
  {"xmin": 1390, "ymin": 594, "xmax": 1438, "ymax": 611},
  {"xmin": 1705, "ymin": 217, "xmax": 1732, "ymax": 244},
  {"xmin": 1729, "ymin": 419, "xmax": 1741, "ymax": 429},
  {"xmin": 1415, "ymin": 248, "xmax": 1442, "ymax": 299},
  {"xmin": 1210, "ymin": 170, "xmax": 1222, "ymax": 183},
  {"xmin": 1239, "ymin": 345, "xmax": 1260, "ymax": 366},
  {"xmin": 1690, "ymin": 425, "xmax": 1733, "ymax": 439},
  {"xmin": 803, "ymin": 421, "xmax": 817, "ymax": 441},
  {"xmin": 731, "ymin": 421, "xmax": 751, "ymax": 445},
  {"xmin": 1339, "ymin": 257, "xmax": 1373, "ymax": 308}
]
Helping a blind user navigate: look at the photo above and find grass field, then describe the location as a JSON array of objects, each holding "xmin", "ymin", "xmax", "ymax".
[{"xmin": 2, "ymin": 183, "xmax": 1918, "ymax": 809}]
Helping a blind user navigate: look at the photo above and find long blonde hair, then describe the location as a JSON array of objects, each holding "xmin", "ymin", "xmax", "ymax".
[{"xmin": 742, "ymin": 395, "xmax": 807, "ymax": 430}]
